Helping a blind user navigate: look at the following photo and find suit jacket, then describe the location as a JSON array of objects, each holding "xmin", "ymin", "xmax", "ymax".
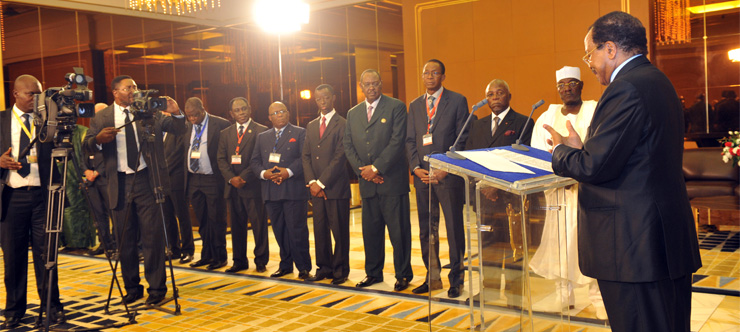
[
  {"xmin": 217, "ymin": 119, "xmax": 268, "ymax": 199},
  {"xmin": 343, "ymin": 95, "xmax": 409, "ymax": 198},
  {"xmin": 163, "ymin": 130, "xmax": 186, "ymax": 192},
  {"xmin": 302, "ymin": 113, "xmax": 351, "ymax": 200},
  {"xmin": 551, "ymin": 56, "xmax": 702, "ymax": 282},
  {"xmin": 183, "ymin": 113, "xmax": 231, "ymax": 193},
  {"xmin": 406, "ymin": 88, "xmax": 468, "ymax": 189},
  {"xmin": 0, "ymin": 108, "xmax": 55, "ymax": 220},
  {"xmin": 83, "ymin": 105, "xmax": 186, "ymax": 209},
  {"xmin": 464, "ymin": 109, "xmax": 533, "ymax": 150},
  {"xmin": 250, "ymin": 123, "xmax": 307, "ymax": 201}
]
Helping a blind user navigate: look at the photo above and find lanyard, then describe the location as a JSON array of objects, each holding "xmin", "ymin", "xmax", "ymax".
[
  {"xmin": 192, "ymin": 115, "xmax": 208, "ymax": 146},
  {"xmin": 13, "ymin": 111, "xmax": 35, "ymax": 141},
  {"xmin": 235, "ymin": 124, "xmax": 246, "ymax": 155},
  {"xmin": 426, "ymin": 90, "xmax": 442, "ymax": 133}
]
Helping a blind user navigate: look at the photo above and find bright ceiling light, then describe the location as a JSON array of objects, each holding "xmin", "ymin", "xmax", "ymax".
[
  {"xmin": 729, "ymin": 48, "xmax": 740, "ymax": 62},
  {"xmin": 254, "ymin": 0, "xmax": 309, "ymax": 34},
  {"xmin": 687, "ymin": 1, "xmax": 740, "ymax": 14}
]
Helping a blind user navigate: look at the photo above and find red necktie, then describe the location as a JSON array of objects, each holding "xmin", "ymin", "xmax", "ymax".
[{"xmin": 319, "ymin": 116, "xmax": 326, "ymax": 138}]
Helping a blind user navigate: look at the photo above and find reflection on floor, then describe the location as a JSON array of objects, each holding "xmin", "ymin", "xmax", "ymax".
[{"xmin": 0, "ymin": 193, "xmax": 737, "ymax": 331}]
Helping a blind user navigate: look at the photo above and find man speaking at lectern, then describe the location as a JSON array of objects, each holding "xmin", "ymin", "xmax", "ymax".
[{"xmin": 546, "ymin": 11, "xmax": 701, "ymax": 332}]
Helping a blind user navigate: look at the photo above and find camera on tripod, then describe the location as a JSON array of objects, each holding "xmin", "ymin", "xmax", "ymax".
[
  {"xmin": 129, "ymin": 89, "xmax": 167, "ymax": 119},
  {"xmin": 32, "ymin": 67, "xmax": 94, "ymax": 147}
]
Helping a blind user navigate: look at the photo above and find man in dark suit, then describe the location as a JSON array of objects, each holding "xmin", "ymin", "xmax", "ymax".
[
  {"xmin": 84, "ymin": 103, "xmax": 116, "ymax": 257},
  {"xmin": 344, "ymin": 69, "xmax": 413, "ymax": 292},
  {"xmin": 183, "ymin": 97, "xmax": 231, "ymax": 271},
  {"xmin": 465, "ymin": 79, "xmax": 533, "ymax": 150},
  {"xmin": 0, "ymin": 75, "xmax": 64, "ymax": 329},
  {"xmin": 217, "ymin": 97, "xmax": 269, "ymax": 273},
  {"xmin": 406, "ymin": 59, "xmax": 469, "ymax": 298},
  {"xmin": 302, "ymin": 84, "xmax": 351, "ymax": 285},
  {"xmin": 546, "ymin": 12, "xmax": 701, "ymax": 332},
  {"xmin": 84, "ymin": 75, "xmax": 186, "ymax": 306},
  {"xmin": 161, "ymin": 97, "xmax": 194, "ymax": 264},
  {"xmin": 250, "ymin": 102, "xmax": 312, "ymax": 280}
]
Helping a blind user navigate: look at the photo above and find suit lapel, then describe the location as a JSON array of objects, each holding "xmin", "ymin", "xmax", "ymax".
[
  {"xmin": 429, "ymin": 92, "xmax": 448, "ymax": 134},
  {"xmin": 319, "ymin": 115, "xmax": 338, "ymax": 144},
  {"xmin": 274, "ymin": 124, "xmax": 291, "ymax": 151},
  {"xmin": 1, "ymin": 110, "xmax": 11, "ymax": 153},
  {"xmin": 367, "ymin": 96, "xmax": 384, "ymax": 127}
]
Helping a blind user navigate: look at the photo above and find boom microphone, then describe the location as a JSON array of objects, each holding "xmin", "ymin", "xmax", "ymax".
[
  {"xmin": 446, "ymin": 98, "xmax": 488, "ymax": 160},
  {"xmin": 511, "ymin": 99, "xmax": 545, "ymax": 151}
]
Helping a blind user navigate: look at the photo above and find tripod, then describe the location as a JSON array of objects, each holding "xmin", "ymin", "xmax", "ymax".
[
  {"xmin": 103, "ymin": 113, "xmax": 182, "ymax": 316},
  {"xmin": 35, "ymin": 140, "xmax": 136, "ymax": 332}
]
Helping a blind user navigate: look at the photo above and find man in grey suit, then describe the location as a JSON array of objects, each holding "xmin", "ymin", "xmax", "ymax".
[
  {"xmin": 302, "ymin": 84, "xmax": 351, "ymax": 285},
  {"xmin": 406, "ymin": 59, "xmax": 469, "ymax": 298},
  {"xmin": 217, "ymin": 97, "xmax": 269, "ymax": 273},
  {"xmin": 546, "ymin": 12, "xmax": 701, "ymax": 331},
  {"xmin": 250, "ymin": 102, "xmax": 312, "ymax": 280},
  {"xmin": 84, "ymin": 75, "xmax": 186, "ymax": 305},
  {"xmin": 344, "ymin": 69, "xmax": 413, "ymax": 292},
  {"xmin": 183, "ymin": 97, "xmax": 231, "ymax": 271}
]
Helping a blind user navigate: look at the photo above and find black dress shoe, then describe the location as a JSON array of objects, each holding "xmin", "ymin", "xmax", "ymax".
[
  {"xmin": 169, "ymin": 252, "xmax": 181, "ymax": 260},
  {"xmin": 122, "ymin": 288, "xmax": 144, "ymax": 304},
  {"xmin": 146, "ymin": 293, "xmax": 166, "ymax": 305},
  {"xmin": 356, "ymin": 276, "xmax": 381, "ymax": 288},
  {"xmin": 331, "ymin": 277, "xmax": 348, "ymax": 285},
  {"xmin": 207, "ymin": 261, "xmax": 227, "ymax": 270},
  {"xmin": 1, "ymin": 316, "xmax": 21, "ymax": 329},
  {"xmin": 298, "ymin": 270, "xmax": 314, "ymax": 280},
  {"xmin": 412, "ymin": 280, "xmax": 443, "ymax": 294},
  {"xmin": 270, "ymin": 269, "xmax": 293, "ymax": 278},
  {"xmin": 87, "ymin": 245, "xmax": 104, "ymax": 256},
  {"xmin": 306, "ymin": 271, "xmax": 331, "ymax": 282},
  {"xmin": 50, "ymin": 310, "xmax": 66, "ymax": 325},
  {"xmin": 225, "ymin": 264, "xmax": 248, "ymax": 273},
  {"xmin": 179, "ymin": 254, "xmax": 194, "ymax": 264},
  {"xmin": 256, "ymin": 264, "xmax": 267, "ymax": 273},
  {"xmin": 190, "ymin": 259, "xmax": 211, "ymax": 268},
  {"xmin": 447, "ymin": 284, "xmax": 464, "ymax": 298},
  {"xmin": 394, "ymin": 278, "xmax": 411, "ymax": 291}
]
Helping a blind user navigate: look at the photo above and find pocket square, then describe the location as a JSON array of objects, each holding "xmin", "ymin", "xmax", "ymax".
[
  {"xmin": 504, "ymin": 130, "xmax": 516, "ymax": 136},
  {"xmin": 289, "ymin": 138, "xmax": 297, "ymax": 142}
]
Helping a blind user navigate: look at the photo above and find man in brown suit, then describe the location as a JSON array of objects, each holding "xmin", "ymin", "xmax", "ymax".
[
  {"xmin": 217, "ymin": 97, "xmax": 269, "ymax": 273},
  {"xmin": 302, "ymin": 84, "xmax": 351, "ymax": 285}
]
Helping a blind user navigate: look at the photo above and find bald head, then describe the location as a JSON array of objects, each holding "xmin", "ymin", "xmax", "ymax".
[
  {"xmin": 268, "ymin": 101, "xmax": 290, "ymax": 129},
  {"xmin": 13, "ymin": 75, "xmax": 42, "ymax": 113},
  {"xmin": 95, "ymin": 103, "xmax": 108, "ymax": 113}
]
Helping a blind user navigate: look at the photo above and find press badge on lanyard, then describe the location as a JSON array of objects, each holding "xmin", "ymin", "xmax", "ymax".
[
  {"xmin": 423, "ymin": 91, "xmax": 442, "ymax": 146},
  {"xmin": 232, "ymin": 125, "xmax": 247, "ymax": 164},
  {"xmin": 269, "ymin": 153, "xmax": 281, "ymax": 163}
]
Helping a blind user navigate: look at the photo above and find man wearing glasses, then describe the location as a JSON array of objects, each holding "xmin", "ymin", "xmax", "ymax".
[
  {"xmin": 528, "ymin": 66, "xmax": 606, "ymax": 319},
  {"xmin": 405, "ymin": 59, "xmax": 469, "ymax": 298},
  {"xmin": 546, "ymin": 12, "xmax": 701, "ymax": 331},
  {"xmin": 84, "ymin": 75, "xmax": 186, "ymax": 306},
  {"xmin": 250, "ymin": 102, "xmax": 312, "ymax": 280},
  {"xmin": 217, "ymin": 97, "xmax": 269, "ymax": 273},
  {"xmin": 344, "ymin": 69, "xmax": 413, "ymax": 292}
]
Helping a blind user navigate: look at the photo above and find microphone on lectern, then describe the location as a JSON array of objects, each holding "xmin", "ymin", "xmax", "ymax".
[
  {"xmin": 511, "ymin": 99, "xmax": 545, "ymax": 152},
  {"xmin": 446, "ymin": 98, "xmax": 488, "ymax": 160}
]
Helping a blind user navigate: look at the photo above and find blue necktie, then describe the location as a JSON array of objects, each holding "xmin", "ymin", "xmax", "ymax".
[{"xmin": 190, "ymin": 124, "xmax": 202, "ymax": 172}]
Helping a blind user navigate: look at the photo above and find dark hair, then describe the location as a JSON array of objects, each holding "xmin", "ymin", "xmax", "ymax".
[
  {"xmin": 185, "ymin": 97, "xmax": 205, "ymax": 112},
  {"xmin": 589, "ymin": 11, "xmax": 648, "ymax": 57},
  {"xmin": 111, "ymin": 75, "xmax": 133, "ymax": 90},
  {"xmin": 228, "ymin": 97, "xmax": 250, "ymax": 111},
  {"xmin": 315, "ymin": 84, "xmax": 335, "ymax": 95},
  {"xmin": 426, "ymin": 59, "xmax": 446, "ymax": 75}
]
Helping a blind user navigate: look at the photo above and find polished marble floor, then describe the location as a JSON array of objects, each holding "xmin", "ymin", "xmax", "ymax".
[{"xmin": 0, "ymin": 191, "xmax": 738, "ymax": 331}]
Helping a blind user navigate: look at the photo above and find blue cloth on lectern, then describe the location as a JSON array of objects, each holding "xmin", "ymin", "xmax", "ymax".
[{"xmin": 428, "ymin": 145, "xmax": 552, "ymax": 183}]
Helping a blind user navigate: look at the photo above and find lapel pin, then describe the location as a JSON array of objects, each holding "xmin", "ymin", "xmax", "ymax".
[{"xmin": 381, "ymin": 118, "xmax": 387, "ymax": 123}]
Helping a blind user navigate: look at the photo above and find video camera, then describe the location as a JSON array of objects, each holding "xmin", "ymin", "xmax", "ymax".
[
  {"xmin": 129, "ymin": 89, "xmax": 167, "ymax": 119},
  {"xmin": 33, "ymin": 67, "xmax": 94, "ymax": 147}
]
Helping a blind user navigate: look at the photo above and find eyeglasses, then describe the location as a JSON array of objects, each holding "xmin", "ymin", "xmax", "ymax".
[
  {"xmin": 232, "ymin": 106, "xmax": 250, "ymax": 113},
  {"xmin": 361, "ymin": 81, "xmax": 381, "ymax": 88},
  {"xmin": 582, "ymin": 44, "xmax": 603, "ymax": 66},
  {"xmin": 269, "ymin": 109, "xmax": 288, "ymax": 117},
  {"xmin": 556, "ymin": 81, "xmax": 581, "ymax": 90},
  {"xmin": 421, "ymin": 71, "xmax": 442, "ymax": 78}
]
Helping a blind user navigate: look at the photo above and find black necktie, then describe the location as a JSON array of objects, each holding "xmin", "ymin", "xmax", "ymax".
[
  {"xmin": 124, "ymin": 109, "xmax": 138, "ymax": 170},
  {"xmin": 18, "ymin": 113, "xmax": 30, "ymax": 177},
  {"xmin": 238, "ymin": 125, "xmax": 244, "ymax": 137},
  {"xmin": 190, "ymin": 124, "xmax": 202, "ymax": 172}
]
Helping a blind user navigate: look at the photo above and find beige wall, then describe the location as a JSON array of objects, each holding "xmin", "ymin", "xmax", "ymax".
[{"xmin": 402, "ymin": 0, "xmax": 650, "ymax": 119}]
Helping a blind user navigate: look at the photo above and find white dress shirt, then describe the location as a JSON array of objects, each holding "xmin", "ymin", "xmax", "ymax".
[
  {"xmin": 8, "ymin": 105, "xmax": 40, "ymax": 188},
  {"xmin": 114, "ymin": 103, "xmax": 146, "ymax": 173},
  {"xmin": 188, "ymin": 113, "xmax": 213, "ymax": 175}
]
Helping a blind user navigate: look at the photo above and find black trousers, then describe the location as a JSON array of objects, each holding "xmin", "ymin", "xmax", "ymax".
[
  {"xmin": 311, "ymin": 198, "xmax": 350, "ymax": 279},
  {"xmin": 188, "ymin": 173, "xmax": 226, "ymax": 263},
  {"xmin": 163, "ymin": 188, "xmax": 194, "ymax": 256},
  {"xmin": 85, "ymin": 180, "xmax": 116, "ymax": 250},
  {"xmin": 229, "ymin": 192, "xmax": 269, "ymax": 267},
  {"xmin": 265, "ymin": 199, "xmax": 310, "ymax": 271},
  {"xmin": 1, "ymin": 186, "xmax": 62, "ymax": 319},
  {"xmin": 361, "ymin": 194, "xmax": 413, "ymax": 281},
  {"xmin": 598, "ymin": 274, "xmax": 693, "ymax": 332},
  {"xmin": 112, "ymin": 170, "xmax": 166, "ymax": 296},
  {"xmin": 414, "ymin": 181, "xmax": 465, "ymax": 286}
]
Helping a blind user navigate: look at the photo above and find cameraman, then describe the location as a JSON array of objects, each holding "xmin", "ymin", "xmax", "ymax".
[
  {"xmin": 83, "ymin": 75, "xmax": 185, "ymax": 305},
  {"xmin": 0, "ymin": 75, "xmax": 64, "ymax": 329}
]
